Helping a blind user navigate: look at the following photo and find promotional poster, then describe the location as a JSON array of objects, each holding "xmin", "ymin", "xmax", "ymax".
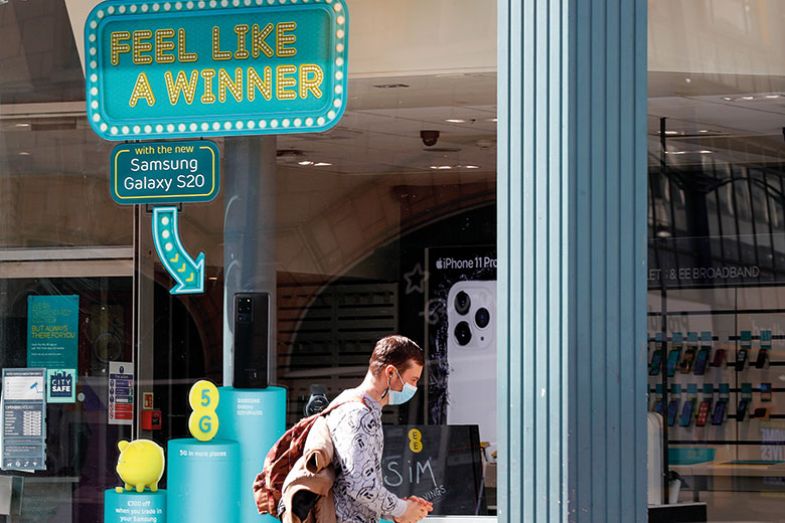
[{"xmin": 425, "ymin": 246, "xmax": 497, "ymax": 445}]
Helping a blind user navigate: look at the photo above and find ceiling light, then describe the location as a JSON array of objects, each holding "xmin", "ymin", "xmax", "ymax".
[
  {"xmin": 14, "ymin": 123, "xmax": 30, "ymax": 128},
  {"xmin": 766, "ymin": 94, "xmax": 781, "ymax": 99},
  {"xmin": 430, "ymin": 165, "xmax": 453, "ymax": 170},
  {"xmin": 445, "ymin": 119, "xmax": 466, "ymax": 124},
  {"xmin": 664, "ymin": 131, "xmax": 680, "ymax": 135},
  {"xmin": 464, "ymin": 165, "xmax": 480, "ymax": 169},
  {"xmin": 489, "ymin": 118, "xmax": 498, "ymax": 123},
  {"xmin": 298, "ymin": 160, "xmax": 313, "ymax": 166},
  {"xmin": 698, "ymin": 150, "xmax": 713, "ymax": 154},
  {"xmin": 741, "ymin": 96, "xmax": 755, "ymax": 101},
  {"xmin": 18, "ymin": 151, "xmax": 31, "ymax": 156},
  {"xmin": 698, "ymin": 129, "xmax": 710, "ymax": 133},
  {"xmin": 314, "ymin": 162, "xmax": 332, "ymax": 167}
]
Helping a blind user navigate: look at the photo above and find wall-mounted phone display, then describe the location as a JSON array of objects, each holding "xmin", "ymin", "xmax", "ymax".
[
  {"xmin": 761, "ymin": 383, "xmax": 772, "ymax": 402},
  {"xmin": 666, "ymin": 332, "xmax": 683, "ymax": 378},
  {"xmin": 737, "ymin": 330, "xmax": 752, "ymax": 371}
]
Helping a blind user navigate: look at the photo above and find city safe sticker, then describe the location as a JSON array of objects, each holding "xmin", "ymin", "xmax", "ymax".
[{"xmin": 85, "ymin": 0, "xmax": 349, "ymax": 140}]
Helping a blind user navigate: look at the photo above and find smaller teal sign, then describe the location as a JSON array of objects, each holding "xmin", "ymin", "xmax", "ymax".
[
  {"xmin": 111, "ymin": 140, "xmax": 220, "ymax": 204},
  {"xmin": 27, "ymin": 295, "xmax": 79, "ymax": 370},
  {"xmin": 47, "ymin": 369, "xmax": 76, "ymax": 404},
  {"xmin": 152, "ymin": 207, "xmax": 205, "ymax": 295}
]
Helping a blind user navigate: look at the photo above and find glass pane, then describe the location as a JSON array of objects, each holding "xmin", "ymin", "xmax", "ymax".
[{"xmin": 649, "ymin": 1, "xmax": 785, "ymax": 519}]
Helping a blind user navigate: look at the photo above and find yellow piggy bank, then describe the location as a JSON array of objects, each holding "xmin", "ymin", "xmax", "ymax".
[{"xmin": 115, "ymin": 439, "xmax": 165, "ymax": 493}]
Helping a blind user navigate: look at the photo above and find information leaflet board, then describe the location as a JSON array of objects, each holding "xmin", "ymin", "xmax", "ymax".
[
  {"xmin": 382, "ymin": 425, "xmax": 486, "ymax": 516},
  {"xmin": 108, "ymin": 362, "xmax": 134, "ymax": 426},
  {"xmin": 27, "ymin": 295, "xmax": 79, "ymax": 370},
  {"xmin": 1, "ymin": 368, "xmax": 46, "ymax": 471}
]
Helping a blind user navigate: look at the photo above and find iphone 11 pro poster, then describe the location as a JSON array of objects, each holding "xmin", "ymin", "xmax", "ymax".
[{"xmin": 425, "ymin": 246, "xmax": 497, "ymax": 445}]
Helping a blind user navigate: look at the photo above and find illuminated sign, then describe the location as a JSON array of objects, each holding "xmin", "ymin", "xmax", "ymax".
[{"xmin": 85, "ymin": 0, "xmax": 349, "ymax": 141}]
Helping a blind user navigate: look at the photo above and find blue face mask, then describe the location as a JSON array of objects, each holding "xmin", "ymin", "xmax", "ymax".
[{"xmin": 387, "ymin": 368, "xmax": 417, "ymax": 405}]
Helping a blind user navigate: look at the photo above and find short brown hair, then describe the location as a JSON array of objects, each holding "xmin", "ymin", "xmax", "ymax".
[{"xmin": 369, "ymin": 335, "xmax": 424, "ymax": 376}]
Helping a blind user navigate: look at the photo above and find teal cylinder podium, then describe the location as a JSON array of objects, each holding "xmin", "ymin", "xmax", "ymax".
[
  {"xmin": 217, "ymin": 386, "xmax": 286, "ymax": 523},
  {"xmin": 166, "ymin": 439, "xmax": 241, "ymax": 522},
  {"xmin": 104, "ymin": 489, "xmax": 166, "ymax": 523}
]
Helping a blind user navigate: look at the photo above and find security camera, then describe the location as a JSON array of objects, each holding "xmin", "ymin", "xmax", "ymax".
[{"xmin": 420, "ymin": 130, "xmax": 440, "ymax": 147}]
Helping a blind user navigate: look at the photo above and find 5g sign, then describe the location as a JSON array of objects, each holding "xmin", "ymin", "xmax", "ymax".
[{"xmin": 188, "ymin": 380, "xmax": 219, "ymax": 441}]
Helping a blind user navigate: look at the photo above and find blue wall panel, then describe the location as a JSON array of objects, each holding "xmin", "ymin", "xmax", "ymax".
[{"xmin": 497, "ymin": 0, "xmax": 648, "ymax": 520}]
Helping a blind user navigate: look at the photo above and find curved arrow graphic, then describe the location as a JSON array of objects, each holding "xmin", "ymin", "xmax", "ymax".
[{"xmin": 152, "ymin": 207, "xmax": 205, "ymax": 295}]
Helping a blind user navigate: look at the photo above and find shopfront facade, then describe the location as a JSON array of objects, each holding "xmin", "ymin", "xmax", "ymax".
[{"xmin": 1, "ymin": 0, "xmax": 784, "ymax": 522}]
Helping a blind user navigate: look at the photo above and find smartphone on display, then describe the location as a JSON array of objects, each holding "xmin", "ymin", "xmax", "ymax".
[
  {"xmin": 679, "ymin": 400, "xmax": 695, "ymax": 427},
  {"xmin": 649, "ymin": 350, "xmax": 663, "ymax": 376},
  {"xmin": 737, "ymin": 398, "xmax": 750, "ymax": 421},
  {"xmin": 695, "ymin": 399, "xmax": 712, "ymax": 427},
  {"xmin": 679, "ymin": 348, "xmax": 696, "ymax": 374},
  {"xmin": 710, "ymin": 349, "xmax": 727, "ymax": 368},
  {"xmin": 736, "ymin": 348, "xmax": 749, "ymax": 371},
  {"xmin": 446, "ymin": 280, "xmax": 497, "ymax": 444},
  {"xmin": 711, "ymin": 400, "xmax": 727, "ymax": 426},
  {"xmin": 755, "ymin": 350, "xmax": 770, "ymax": 369},
  {"xmin": 667, "ymin": 398, "xmax": 681, "ymax": 427},
  {"xmin": 693, "ymin": 347, "xmax": 711, "ymax": 375},
  {"xmin": 761, "ymin": 383, "xmax": 772, "ymax": 402},
  {"xmin": 666, "ymin": 348, "xmax": 682, "ymax": 377}
]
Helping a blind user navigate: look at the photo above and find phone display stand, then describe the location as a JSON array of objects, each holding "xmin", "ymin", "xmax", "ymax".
[
  {"xmin": 216, "ymin": 386, "xmax": 286, "ymax": 523},
  {"xmin": 167, "ymin": 439, "xmax": 241, "ymax": 522}
]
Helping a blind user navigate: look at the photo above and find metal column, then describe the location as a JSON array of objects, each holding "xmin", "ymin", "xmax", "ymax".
[
  {"xmin": 222, "ymin": 136, "xmax": 277, "ymax": 386},
  {"xmin": 497, "ymin": 0, "xmax": 648, "ymax": 520}
]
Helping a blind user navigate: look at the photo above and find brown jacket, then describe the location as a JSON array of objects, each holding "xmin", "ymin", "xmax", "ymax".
[{"xmin": 281, "ymin": 416, "xmax": 337, "ymax": 523}]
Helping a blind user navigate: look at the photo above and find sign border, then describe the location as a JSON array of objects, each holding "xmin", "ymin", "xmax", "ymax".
[{"xmin": 85, "ymin": 0, "xmax": 349, "ymax": 141}]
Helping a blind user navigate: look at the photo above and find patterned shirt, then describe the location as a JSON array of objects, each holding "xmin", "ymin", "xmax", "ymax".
[{"xmin": 326, "ymin": 390, "xmax": 407, "ymax": 523}]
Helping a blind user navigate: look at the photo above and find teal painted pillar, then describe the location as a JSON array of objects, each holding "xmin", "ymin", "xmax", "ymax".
[{"xmin": 497, "ymin": 0, "xmax": 648, "ymax": 522}]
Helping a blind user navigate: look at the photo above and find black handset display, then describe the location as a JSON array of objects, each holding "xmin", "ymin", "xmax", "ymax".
[
  {"xmin": 755, "ymin": 349, "xmax": 770, "ymax": 369},
  {"xmin": 737, "ymin": 398, "xmax": 750, "ymax": 421},
  {"xmin": 667, "ymin": 398, "xmax": 681, "ymax": 427},
  {"xmin": 696, "ymin": 399, "xmax": 712, "ymax": 427},
  {"xmin": 761, "ymin": 383, "xmax": 773, "ymax": 402},
  {"xmin": 693, "ymin": 347, "xmax": 711, "ymax": 375},
  {"xmin": 679, "ymin": 400, "xmax": 695, "ymax": 427},
  {"xmin": 735, "ymin": 348, "xmax": 749, "ymax": 371},
  {"xmin": 711, "ymin": 400, "xmax": 727, "ymax": 426},
  {"xmin": 648, "ymin": 350, "xmax": 663, "ymax": 376},
  {"xmin": 666, "ymin": 349, "xmax": 682, "ymax": 377},
  {"xmin": 679, "ymin": 348, "xmax": 696, "ymax": 374}
]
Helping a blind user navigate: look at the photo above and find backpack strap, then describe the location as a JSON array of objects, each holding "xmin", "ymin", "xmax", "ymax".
[{"xmin": 320, "ymin": 395, "xmax": 370, "ymax": 417}]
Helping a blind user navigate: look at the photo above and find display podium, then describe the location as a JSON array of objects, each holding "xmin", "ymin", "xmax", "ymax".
[
  {"xmin": 166, "ymin": 439, "xmax": 241, "ymax": 522},
  {"xmin": 217, "ymin": 386, "xmax": 286, "ymax": 523},
  {"xmin": 104, "ymin": 489, "xmax": 166, "ymax": 523}
]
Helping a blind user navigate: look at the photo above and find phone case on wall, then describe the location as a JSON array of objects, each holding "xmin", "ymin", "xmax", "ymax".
[
  {"xmin": 679, "ymin": 348, "xmax": 696, "ymax": 374},
  {"xmin": 679, "ymin": 399, "xmax": 695, "ymax": 427},
  {"xmin": 666, "ymin": 349, "xmax": 682, "ymax": 377},
  {"xmin": 667, "ymin": 399, "xmax": 680, "ymax": 427},
  {"xmin": 649, "ymin": 350, "xmax": 663, "ymax": 376},
  {"xmin": 711, "ymin": 400, "xmax": 727, "ymax": 426},
  {"xmin": 693, "ymin": 347, "xmax": 711, "ymax": 375},
  {"xmin": 695, "ymin": 399, "xmax": 712, "ymax": 427},
  {"xmin": 446, "ymin": 280, "xmax": 497, "ymax": 444}
]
